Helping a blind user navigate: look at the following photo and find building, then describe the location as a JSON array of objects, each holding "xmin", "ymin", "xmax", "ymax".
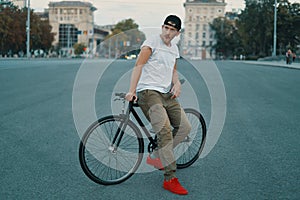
[
  {"xmin": 48, "ymin": 1, "xmax": 108, "ymax": 56},
  {"xmin": 182, "ymin": 0, "xmax": 226, "ymax": 59},
  {"xmin": 11, "ymin": 0, "xmax": 25, "ymax": 8},
  {"xmin": 35, "ymin": 9, "xmax": 50, "ymax": 21}
]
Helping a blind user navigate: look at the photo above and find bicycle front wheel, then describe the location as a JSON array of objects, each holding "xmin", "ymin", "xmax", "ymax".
[
  {"xmin": 79, "ymin": 115, "xmax": 144, "ymax": 185},
  {"xmin": 175, "ymin": 108, "xmax": 207, "ymax": 169}
]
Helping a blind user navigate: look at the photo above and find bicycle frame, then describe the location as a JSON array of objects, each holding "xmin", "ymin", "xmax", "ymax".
[{"xmin": 111, "ymin": 100, "xmax": 157, "ymax": 152}]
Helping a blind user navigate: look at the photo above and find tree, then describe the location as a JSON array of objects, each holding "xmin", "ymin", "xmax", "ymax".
[
  {"xmin": 237, "ymin": 0, "xmax": 300, "ymax": 57},
  {"xmin": 73, "ymin": 43, "xmax": 86, "ymax": 55},
  {"xmin": 0, "ymin": 5, "xmax": 54, "ymax": 56},
  {"xmin": 0, "ymin": 4, "xmax": 25, "ymax": 56},
  {"xmin": 277, "ymin": 0, "xmax": 300, "ymax": 53},
  {"xmin": 210, "ymin": 17, "xmax": 241, "ymax": 58},
  {"xmin": 103, "ymin": 18, "xmax": 146, "ymax": 58},
  {"xmin": 30, "ymin": 12, "xmax": 54, "ymax": 51}
]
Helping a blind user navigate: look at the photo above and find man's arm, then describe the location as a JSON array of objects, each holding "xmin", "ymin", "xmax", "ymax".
[
  {"xmin": 125, "ymin": 46, "xmax": 152, "ymax": 101},
  {"xmin": 170, "ymin": 60, "xmax": 181, "ymax": 99}
]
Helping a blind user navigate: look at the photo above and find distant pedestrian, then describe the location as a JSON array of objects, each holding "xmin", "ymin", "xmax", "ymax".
[
  {"xmin": 286, "ymin": 49, "xmax": 292, "ymax": 64},
  {"xmin": 292, "ymin": 52, "xmax": 296, "ymax": 62}
]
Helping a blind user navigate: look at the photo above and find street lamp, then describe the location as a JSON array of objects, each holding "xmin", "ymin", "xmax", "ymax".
[
  {"xmin": 90, "ymin": 6, "xmax": 97, "ymax": 57},
  {"xmin": 272, "ymin": 0, "xmax": 277, "ymax": 57},
  {"xmin": 26, "ymin": 0, "xmax": 30, "ymax": 58}
]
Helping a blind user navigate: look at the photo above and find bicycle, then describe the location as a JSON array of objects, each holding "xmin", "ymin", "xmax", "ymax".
[{"xmin": 79, "ymin": 92, "xmax": 207, "ymax": 185}]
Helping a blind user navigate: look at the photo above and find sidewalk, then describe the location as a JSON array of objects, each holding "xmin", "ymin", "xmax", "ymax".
[{"xmin": 242, "ymin": 60, "xmax": 300, "ymax": 70}]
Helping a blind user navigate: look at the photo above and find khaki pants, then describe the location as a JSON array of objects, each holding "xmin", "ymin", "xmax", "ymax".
[{"xmin": 137, "ymin": 90, "xmax": 191, "ymax": 180}]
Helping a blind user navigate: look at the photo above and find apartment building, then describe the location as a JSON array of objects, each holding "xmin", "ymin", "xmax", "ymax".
[
  {"xmin": 182, "ymin": 0, "xmax": 226, "ymax": 59},
  {"xmin": 48, "ymin": 1, "xmax": 108, "ymax": 55},
  {"xmin": 11, "ymin": 0, "xmax": 25, "ymax": 8}
]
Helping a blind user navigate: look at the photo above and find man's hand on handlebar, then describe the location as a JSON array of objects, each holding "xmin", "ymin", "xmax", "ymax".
[{"xmin": 125, "ymin": 92, "xmax": 137, "ymax": 102}]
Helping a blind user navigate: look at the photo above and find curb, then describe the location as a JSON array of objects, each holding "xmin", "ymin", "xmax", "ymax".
[{"xmin": 241, "ymin": 61, "xmax": 300, "ymax": 70}]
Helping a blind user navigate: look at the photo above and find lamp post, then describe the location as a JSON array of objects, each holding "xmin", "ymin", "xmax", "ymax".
[
  {"xmin": 26, "ymin": 0, "xmax": 30, "ymax": 58},
  {"xmin": 272, "ymin": 0, "xmax": 277, "ymax": 57},
  {"xmin": 67, "ymin": 25, "xmax": 71, "ymax": 56},
  {"xmin": 90, "ymin": 6, "xmax": 97, "ymax": 57}
]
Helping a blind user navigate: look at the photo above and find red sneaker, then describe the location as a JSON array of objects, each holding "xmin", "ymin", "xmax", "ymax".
[
  {"xmin": 163, "ymin": 178, "xmax": 188, "ymax": 195},
  {"xmin": 146, "ymin": 155, "xmax": 164, "ymax": 170}
]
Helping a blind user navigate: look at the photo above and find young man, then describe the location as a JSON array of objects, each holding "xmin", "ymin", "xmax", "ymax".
[{"xmin": 125, "ymin": 15, "xmax": 191, "ymax": 195}]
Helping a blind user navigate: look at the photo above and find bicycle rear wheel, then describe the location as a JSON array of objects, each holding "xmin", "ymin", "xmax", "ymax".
[
  {"xmin": 79, "ymin": 115, "xmax": 144, "ymax": 185},
  {"xmin": 175, "ymin": 108, "xmax": 207, "ymax": 169}
]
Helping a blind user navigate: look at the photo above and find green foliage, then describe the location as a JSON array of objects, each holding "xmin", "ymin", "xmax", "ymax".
[
  {"xmin": 0, "ymin": 5, "xmax": 54, "ymax": 56},
  {"xmin": 112, "ymin": 18, "xmax": 139, "ymax": 34},
  {"xmin": 239, "ymin": 0, "xmax": 300, "ymax": 57},
  {"xmin": 73, "ymin": 43, "xmax": 86, "ymax": 55},
  {"xmin": 211, "ymin": 0, "xmax": 300, "ymax": 58},
  {"xmin": 104, "ymin": 18, "xmax": 146, "ymax": 58},
  {"xmin": 277, "ymin": 1, "xmax": 300, "ymax": 52},
  {"xmin": 210, "ymin": 17, "xmax": 242, "ymax": 58}
]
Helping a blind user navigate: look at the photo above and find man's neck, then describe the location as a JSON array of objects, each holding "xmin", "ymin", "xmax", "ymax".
[{"xmin": 160, "ymin": 34, "xmax": 171, "ymax": 47}]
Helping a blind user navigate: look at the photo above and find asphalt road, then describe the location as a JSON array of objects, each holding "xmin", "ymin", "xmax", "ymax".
[{"xmin": 0, "ymin": 59, "xmax": 299, "ymax": 199}]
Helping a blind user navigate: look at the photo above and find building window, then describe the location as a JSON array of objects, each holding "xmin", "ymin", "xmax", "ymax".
[
  {"xmin": 196, "ymin": 24, "xmax": 200, "ymax": 30},
  {"xmin": 202, "ymin": 32, "xmax": 206, "ymax": 38},
  {"xmin": 195, "ymin": 32, "xmax": 199, "ymax": 40},
  {"xmin": 202, "ymin": 41, "xmax": 206, "ymax": 47},
  {"xmin": 59, "ymin": 24, "xmax": 78, "ymax": 48}
]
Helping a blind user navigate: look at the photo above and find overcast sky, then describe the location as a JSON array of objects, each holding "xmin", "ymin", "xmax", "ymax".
[{"xmin": 29, "ymin": 0, "xmax": 299, "ymax": 28}]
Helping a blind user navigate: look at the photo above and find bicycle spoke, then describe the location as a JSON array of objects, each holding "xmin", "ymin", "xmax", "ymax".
[
  {"xmin": 79, "ymin": 115, "xmax": 144, "ymax": 185},
  {"xmin": 176, "ymin": 109, "xmax": 206, "ymax": 169}
]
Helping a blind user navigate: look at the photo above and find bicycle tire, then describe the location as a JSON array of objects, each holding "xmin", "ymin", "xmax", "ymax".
[
  {"xmin": 79, "ymin": 115, "xmax": 144, "ymax": 185},
  {"xmin": 175, "ymin": 108, "xmax": 207, "ymax": 169}
]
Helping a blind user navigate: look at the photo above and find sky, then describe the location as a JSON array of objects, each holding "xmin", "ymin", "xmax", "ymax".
[{"xmin": 29, "ymin": 0, "xmax": 299, "ymax": 28}]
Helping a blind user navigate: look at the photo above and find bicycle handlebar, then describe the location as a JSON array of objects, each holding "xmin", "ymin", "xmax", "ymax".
[
  {"xmin": 114, "ymin": 92, "xmax": 138, "ymax": 107},
  {"xmin": 114, "ymin": 79, "xmax": 185, "ymax": 102}
]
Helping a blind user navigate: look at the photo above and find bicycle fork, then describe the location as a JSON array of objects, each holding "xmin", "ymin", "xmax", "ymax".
[{"xmin": 109, "ymin": 102, "xmax": 133, "ymax": 153}]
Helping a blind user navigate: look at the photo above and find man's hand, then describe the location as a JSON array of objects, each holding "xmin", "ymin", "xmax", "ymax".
[
  {"xmin": 170, "ymin": 81, "xmax": 181, "ymax": 99},
  {"xmin": 125, "ymin": 92, "xmax": 137, "ymax": 102}
]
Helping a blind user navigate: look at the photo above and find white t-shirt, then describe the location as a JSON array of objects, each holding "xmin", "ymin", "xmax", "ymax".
[{"xmin": 136, "ymin": 35, "xmax": 180, "ymax": 93}]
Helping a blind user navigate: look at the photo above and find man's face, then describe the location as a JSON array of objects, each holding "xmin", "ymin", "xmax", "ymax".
[{"xmin": 161, "ymin": 25, "xmax": 180, "ymax": 45}]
